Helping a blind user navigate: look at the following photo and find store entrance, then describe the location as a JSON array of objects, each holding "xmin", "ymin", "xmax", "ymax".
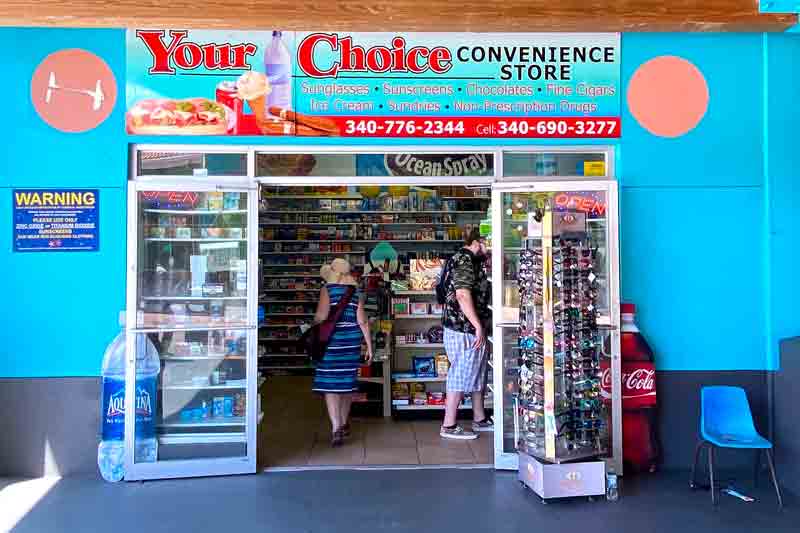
[{"xmin": 256, "ymin": 180, "xmax": 494, "ymax": 469}]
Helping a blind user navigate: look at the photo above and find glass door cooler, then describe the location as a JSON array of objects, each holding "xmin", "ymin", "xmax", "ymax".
[
  {"xmin": 124, "ymin": 180, "xmax": 259, "ymax": 480},
  {"xmin": 491, "ymin": 179, "xmax": 622, "ymax": 498}
]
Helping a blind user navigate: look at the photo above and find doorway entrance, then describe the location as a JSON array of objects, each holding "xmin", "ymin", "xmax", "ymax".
[{"xmin": 125, "ymin": 145, "xmax": 618, "ymax": 479}]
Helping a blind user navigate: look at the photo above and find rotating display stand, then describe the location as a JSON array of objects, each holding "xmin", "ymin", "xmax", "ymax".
[{"xmin": 516, "ymin": 203, "xmax": 609, "ymax": 500}]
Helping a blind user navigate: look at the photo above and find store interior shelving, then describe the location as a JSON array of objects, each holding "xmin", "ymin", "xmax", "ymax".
[{"xmin": 256, "ymin": 186, "xmax": 492, "ymax": 416}]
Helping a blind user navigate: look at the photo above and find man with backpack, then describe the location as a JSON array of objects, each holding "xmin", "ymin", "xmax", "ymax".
[{"xmin": 437, "ymin": 228, "xmax": 493, "ymax": 440}]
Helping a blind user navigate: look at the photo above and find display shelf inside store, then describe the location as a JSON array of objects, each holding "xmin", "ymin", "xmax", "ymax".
[
  {"xmin": 260, "ymin": 365, "xmax": 314, "ymax": 370},
  {"xmin": 161, "ymin": 354, "xmax": 246, "ymax": 361},
  {"xmin": 260, "ymin": 288, "xmax": 321, "ymax": 292},
  {"xmin": 260, "ymin": 210, "xmax": 486, "ymax": 215},
  {"xmin": 144, "ymin": 209, "xmax": 248, "ymax": 215},
  {"xmin": 262, "ymin": 194, "xmax": 364, "ymax": 199},
  {"xmin": 260, "ymin": 250, "xmax": 366, "ymax": 255},
  {"xmin": 393, "ymin": 314, "xmax": 442, "ymax": 319},
  {"xmin": 392, "ymin": 375, "xmax": 447, "ymax": 383},
  {"xmin": 260, "ymin": 222, "xmax": 458, "ymax": 226},
  {"xmin": 395, "ymin": 343, "xmax": 444, "ymax": 349},
  {"xmin": 395, "ymin": 402, "xmax": 493, "ymax": 411},
  {"xmin": 142, "ymin": 295, "xmax": 247, "ymax": 301},
  {"xmin": 159, "ymin": 417, "xmax": 245, "ymax": 428},
  {"xmin": 393, "ymin": 290, "xmax": 435, "ymax": 296},
  {"xmin": 157, "ymin": 433, "xmax": 245, "ymax": 445},
  {"xmin": 260, "ymin": 239, "xmax": 462, "ymax": 244},
  {"xmin": 357, "ymin": 376, "xmax": 385, "ymax": 384},
  {"xmin": 145, "ymin": 237, "xmax": 247, "ymax": 243},
  {"xmin": 162, "ymin": 381, "xmax": 247, "ymax": 391}
]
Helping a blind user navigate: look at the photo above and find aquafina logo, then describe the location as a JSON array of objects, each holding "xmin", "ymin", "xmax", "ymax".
[
  {"xmin": 107, "ymin": 387, "xmax": 126, "ymax": 417},
  {"xmin": 135, "ymin": 385, "xmax": 152, "ymax": 417}
]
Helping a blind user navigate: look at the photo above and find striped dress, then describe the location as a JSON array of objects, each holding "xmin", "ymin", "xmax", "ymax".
[{"xmin": 311, "ymin": 284, "xmax": 363, "ymax": 394}]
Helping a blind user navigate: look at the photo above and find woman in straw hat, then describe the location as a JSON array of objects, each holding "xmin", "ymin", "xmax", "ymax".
[{"xmin": 312, "ymin": 258, "xmax": 374, "ymax": 447}]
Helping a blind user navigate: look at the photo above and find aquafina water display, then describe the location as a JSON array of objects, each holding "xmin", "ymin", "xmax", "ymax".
[{"xmin": 98, "ymin": 313, "xmax": 160, "ymax": 482}]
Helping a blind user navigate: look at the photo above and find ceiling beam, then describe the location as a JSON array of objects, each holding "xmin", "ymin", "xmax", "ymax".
[{"xmin": 0, "ymin": 0, "xmax": 794, "ymax": 32}]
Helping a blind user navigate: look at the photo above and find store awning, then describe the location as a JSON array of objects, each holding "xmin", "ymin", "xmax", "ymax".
[{"xmin": 0, "ymin": 0, "xmax": 795, "ymax": 32}]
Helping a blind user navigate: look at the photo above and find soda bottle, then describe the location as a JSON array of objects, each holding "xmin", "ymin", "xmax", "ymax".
[
  {"xmin": 98, "ymin": 313, "xmax": 160, "ymax": 482},
  {"xmin": 619, "ymin": 303, "xmax": 659, "ymax": 473},
  {"xmin": 264, "ymin": 31, "xmax": 292, "ymax": 115}
]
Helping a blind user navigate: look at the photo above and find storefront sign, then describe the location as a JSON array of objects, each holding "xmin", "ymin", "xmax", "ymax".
[
  {"xmin": 13, "ymin": 189, "xmax": 99, "ymax": 252},
  {"xmin": 127, "ymin": 30, "xmax": 620, "ymax": 138}
]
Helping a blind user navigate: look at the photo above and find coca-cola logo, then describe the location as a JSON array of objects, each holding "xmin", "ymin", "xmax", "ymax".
[{"xmin": 601, "ymin": 367, "xmax": 656, "ymax": 396}]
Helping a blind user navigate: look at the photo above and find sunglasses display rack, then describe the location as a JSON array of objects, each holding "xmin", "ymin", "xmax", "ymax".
[{"xmin": 515, "ymin": 205, "xmax": 608, "ymax": 499}]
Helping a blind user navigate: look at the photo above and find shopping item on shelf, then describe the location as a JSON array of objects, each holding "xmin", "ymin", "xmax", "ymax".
[{"xmin": 413, "ymin": 356, "xmax": 436, "ymax": 377}]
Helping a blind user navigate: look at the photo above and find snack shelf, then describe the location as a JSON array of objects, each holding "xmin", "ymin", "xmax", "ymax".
[
  {"xmin": 144, "ymin": 209, "xmax": 248, "ymax": 215},
  {"xmin": 394, "ymin": 314, "xmax": 442, "ymax": 319},
  {"xmin": 392, "ymin": 376, "xmax": 447, "ymax": 383},
  {"xmin": 159, "ymin": 417, "xmax": 245, "ymax": 428}
]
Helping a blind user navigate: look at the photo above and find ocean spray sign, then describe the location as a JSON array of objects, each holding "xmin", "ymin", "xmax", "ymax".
[
  {"xmin": 127, "ymin": 31, "xmax": 620, "ymax": 138},
  {"xmin": 13, "ymin": 189, "xmax": 99, "ymax": 252}
]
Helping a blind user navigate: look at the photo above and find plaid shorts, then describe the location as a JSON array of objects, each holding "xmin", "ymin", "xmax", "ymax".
[{"xmin": 444, "ymin": 327, "xmax": 488, "ymax": 393}]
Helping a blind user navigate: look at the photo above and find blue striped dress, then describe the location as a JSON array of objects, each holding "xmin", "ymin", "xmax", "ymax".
[{"xmin": 312, "ymin": 284, "xmax": 363, "ymax": 394}]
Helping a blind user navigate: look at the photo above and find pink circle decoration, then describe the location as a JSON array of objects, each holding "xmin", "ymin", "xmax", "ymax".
[{"xmin": 626, "ymin": 56, "xmax": 709, "ymax": 138}]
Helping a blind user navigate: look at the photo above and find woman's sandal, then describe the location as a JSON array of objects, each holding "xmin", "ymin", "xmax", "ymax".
[{"xmin": 331, "ymin": 429, "xmax": 345, "ymax": 448}]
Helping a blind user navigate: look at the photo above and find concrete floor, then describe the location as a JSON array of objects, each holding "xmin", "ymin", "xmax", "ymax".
[
  {"xmin": 260, "ymin": 376, "xmax": 493, "ymax": 467},
  {"xmin": 2, "ymin": 470, "xmax": 796, "ymax": 533}
]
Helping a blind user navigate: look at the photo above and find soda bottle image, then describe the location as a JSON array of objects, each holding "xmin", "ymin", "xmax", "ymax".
[
  {"xmin": 619, "ymin": 303, "xmax": 659, "ymax": 473},
  {"xmin": 264, "ymin": 31, "xmax": 292, "ymax": 115},
  {"xmin": 98, "ymin": 313, "xmax": 160, "ymax": 482}
]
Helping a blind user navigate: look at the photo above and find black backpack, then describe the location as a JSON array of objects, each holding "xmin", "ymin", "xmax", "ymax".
[{"xmin": 435, "ymin": 256, "xmax": 454, "ymax": 305}]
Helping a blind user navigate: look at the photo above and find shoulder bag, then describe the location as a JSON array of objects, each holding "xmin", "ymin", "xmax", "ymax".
[{"xmin": 299, "ymin": 286, "xmax": 356, "ymax": 363}]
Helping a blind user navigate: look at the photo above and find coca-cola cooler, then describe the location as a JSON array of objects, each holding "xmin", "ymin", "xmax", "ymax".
[{"xmin": 491, "ymin": 176, "xmax": 623, "ymax": 500}]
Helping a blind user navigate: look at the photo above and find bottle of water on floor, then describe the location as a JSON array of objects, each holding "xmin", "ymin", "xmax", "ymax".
[{"xmin": 98, "ymin": 313, "xmax": 160, "ymax": 482}]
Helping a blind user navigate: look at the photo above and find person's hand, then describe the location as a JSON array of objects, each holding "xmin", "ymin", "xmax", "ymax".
[
  {"xmin": 472, "ymin": 324, "xmax": 487, "ymax": 350},
  {"xmin": 364, "ymin": 347, "xmax": 374, "ymax": 365}
]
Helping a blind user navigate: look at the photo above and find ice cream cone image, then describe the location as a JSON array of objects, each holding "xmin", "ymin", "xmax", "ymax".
[
  {"xmin": 249, "ymin": 94, "xmax": 266, "ymax": 124},
  {"xmin": 236, "ymin": 72, "xmax": 271, "ymax": 127}
]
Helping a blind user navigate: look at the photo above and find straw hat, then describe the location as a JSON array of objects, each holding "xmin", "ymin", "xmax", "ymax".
[{"xmin": 320, "ymin": 258, "xmax": 358, "ymax": 286}]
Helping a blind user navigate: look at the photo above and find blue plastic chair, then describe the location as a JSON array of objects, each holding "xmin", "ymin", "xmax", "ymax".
[{"xmin": 690, "ymin": 386, "xmax": 783, "ymax": 508}]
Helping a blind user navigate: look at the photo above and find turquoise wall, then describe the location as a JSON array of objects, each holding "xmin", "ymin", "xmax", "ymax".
[{"xmin": 1, "ymin": 28, "xmax": 796, "ymax": 376}]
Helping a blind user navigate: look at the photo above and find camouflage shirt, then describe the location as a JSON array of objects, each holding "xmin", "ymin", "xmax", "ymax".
[{"xmin": 442, "ymin": 248, "xmax": 492, "ymax": 334}]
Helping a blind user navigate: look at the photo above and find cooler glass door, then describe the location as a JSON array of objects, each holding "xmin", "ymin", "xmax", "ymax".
[
  {"xmin": 491, "ymin": 181, "xmax": 622, "ymax": 473},
  {"xmin": 124, "ymin": 181, "xmax": 259, "ymax": 480}
]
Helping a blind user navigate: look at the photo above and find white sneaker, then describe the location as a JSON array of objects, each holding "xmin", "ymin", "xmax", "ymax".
[{"xmin": 440, "ymin": 425, "xmax": 478, "ymax": 440}]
